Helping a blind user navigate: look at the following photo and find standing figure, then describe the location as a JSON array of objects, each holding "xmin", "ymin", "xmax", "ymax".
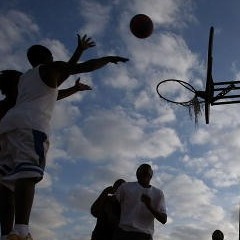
[
  {"xmin": 114, "ymin": 164, "xmax": 167, "ymax": 240},
  {"xmin": 91, "ymin": 179, "xmax": 125, "ymax": 240},
  {"xmin": 0, "ymin": 34, "xmax": 94, "ymax": 240}
]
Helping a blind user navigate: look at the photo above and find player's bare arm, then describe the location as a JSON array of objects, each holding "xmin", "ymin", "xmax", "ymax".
[
  {"xmin": 57, "ymin": 78, "xmax": 91, "ymax": 100},
  {"xmin": 40, "ymin": 57, "xmax": 129, "ymax": 88},
  {"xmin": 68, "ymin": 34, "xmax": 95, "ymax": 65},
  {"xmin": 69, "ymin": 56, "xmax": 129, "ymax": 75}
]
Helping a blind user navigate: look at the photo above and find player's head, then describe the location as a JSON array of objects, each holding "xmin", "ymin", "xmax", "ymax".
[
  {"xmin": 136, "ymin": 163, "xmax": 153, "ymax": 187},
  {"xmin": 212, "ymin": 230, "xmax": 224, "ymax": 240},
  {"xmin": 27, "ymin": 44, "xmax": 53, "ymax": 67},
  {"xmin": 0, "ymin": 70, "xmax": 22, "ymax": 96},
  {"xmin": 112, "ymin": 179, "xmax": 125, "ymax": 192}
]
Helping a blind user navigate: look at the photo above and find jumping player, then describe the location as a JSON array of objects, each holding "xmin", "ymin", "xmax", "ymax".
[{"xmin": 0, "ymin": 34, "xmax": 128, "ymax": 240}]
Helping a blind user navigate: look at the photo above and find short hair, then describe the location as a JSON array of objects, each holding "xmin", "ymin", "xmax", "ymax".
[
  {"xmin": 27, "ymin": 44, "xmax": 52, "ymax": 66},
  {"xmin": 0, "ymin": 70, "xmax": 22, "ymax": 94},
  {"xmin": 113, "ymin": 179, "xmax": 125, "ymax": 188},
  {"xmin": 136, "ymin": 163, "xmax": 153, "ymax": 178}
]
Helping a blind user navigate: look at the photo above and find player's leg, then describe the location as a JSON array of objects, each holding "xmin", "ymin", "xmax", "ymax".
[
  {"xmin": 14, "ymin": 178, "xmax": 36, "ymax": 224},
  {"xmin": 0, "ymin": 184, "xmax": 14, "ymax": 238},
  {"xmin": 0, "ymin": 134, "xmax": 15, "ymax": 240},
  {"xmin": 11, "ymin": 178, "xmax": 37, "ymax": 239},
  {"xmin": 6, "ymin": 129, "xmax": 49, "ymax": 240}
]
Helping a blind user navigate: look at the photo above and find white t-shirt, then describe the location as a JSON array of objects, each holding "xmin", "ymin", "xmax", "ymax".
[
  {"xmin": 115, "ymin": 181, "xmax": 166, "ymax": 236},
  {"xmin": 0, "ymin": 66, "xmax": 58, "ymax": 134}
]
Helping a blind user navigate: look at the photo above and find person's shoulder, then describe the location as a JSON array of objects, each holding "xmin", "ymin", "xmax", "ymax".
[
  {"xmin": 151, "ymin": 185, "xmax": 164, "ymax": 194},
  {"xmin": 39, "ymin": 61, "xmax": 69, "ymax": 82},
  {"xmin": 40, "ymin": 61, "xmax": 68, "ymax": 70},
  {"xmin": 121, "ymin": 181, "xmax": 137, "ymax": 189}
]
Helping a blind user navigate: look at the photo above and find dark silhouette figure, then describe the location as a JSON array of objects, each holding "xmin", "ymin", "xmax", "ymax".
[
  {"xmin": 0, "ymin": 35, "xmax": 94, "ymax": 240},
  {"xmin": 91, "ymin": 179, "xmax": 125, "ymax": 240},
  {"xmin": 212, "ymin": 230, "xmax": 224, "ymax": 240},
  {"xmin": 0, "ymin": 33, "xmax": 128, "ymax": 240},
  {"xmin": 113, "ymin": 164, "xmax": 167, "ymax": 240}
]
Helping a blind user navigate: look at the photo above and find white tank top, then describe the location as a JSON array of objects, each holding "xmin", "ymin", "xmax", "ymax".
[{"xmin": 0, "ymin": 66, "xmax": 58, "ymax": 134}]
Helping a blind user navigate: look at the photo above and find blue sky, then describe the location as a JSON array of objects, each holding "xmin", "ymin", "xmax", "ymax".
[{"xmin": 0, "ymin": 0, "xmax": 240, "ymax": 240}]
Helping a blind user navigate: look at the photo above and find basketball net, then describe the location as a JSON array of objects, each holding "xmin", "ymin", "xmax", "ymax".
[{"xmin": 181, "ymin": 95, "xmax": 202, "ymax": 126}]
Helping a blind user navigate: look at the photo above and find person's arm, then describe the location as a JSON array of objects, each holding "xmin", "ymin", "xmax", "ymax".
[
  {"xmin": 141, "ymin": 194, "xmax": 167, "ymax": 224},
  {"xmin": 57, "ymin": 78, "xmax": 91, "ymax": 100},
  {"xmin": 69, "ymin": 56, "xmax": 129, "ymax": 75},
  {"xmin": 40, "ymin": 56, "xmax": 129, "ymax": 88},
  {"xmin": 68, "ymin": 34, "xmax": 95, "ymax": 64},
  {"xmin": 91, "ymin": 186, "xmax": 114, "ymax": 218}
]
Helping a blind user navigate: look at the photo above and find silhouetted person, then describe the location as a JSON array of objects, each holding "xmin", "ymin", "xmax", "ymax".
[
  {"xmin": 0, "ymin": 35, "xmax": 94, "ymax": 240},
  {"xmin": 91, "ymin": 179, "xmax": 125, "ymax": 240},
  {"xmin": 113, "ymin": 164, "xmax": 167, "ymax": 240},
  {"xmin": 0, "ymin": 34, "xmax": 128, "ymax": 240},
  {"xmin": 212, "ymin": 230, "xmax": 224, "ymax": 240}
]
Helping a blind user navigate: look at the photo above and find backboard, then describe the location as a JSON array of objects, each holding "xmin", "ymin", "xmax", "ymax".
[{"xmin": 205, "ymin": 26, "xmax": 214, "ymax": 124}]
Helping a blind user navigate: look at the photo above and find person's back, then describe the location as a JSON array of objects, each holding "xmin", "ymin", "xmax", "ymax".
[
  {"xmin": 0, "ymin": 66, "xmax": 58, "ymax": 135},
  {"xmin": 91, "ymin": 179, "xmax": 125, "ymax": 240},
  {"xmin": 91, "ymin": 195, "xmax": 121, "ymax": 240},
  {"xmin": 0, "ymin": 70, "xmax": 21, "ymax": 120}
]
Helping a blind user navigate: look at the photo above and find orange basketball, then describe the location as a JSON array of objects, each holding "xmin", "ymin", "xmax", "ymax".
[{"xmin": 130, "ymin": 14, "xmax": 153, "ymax": 39}]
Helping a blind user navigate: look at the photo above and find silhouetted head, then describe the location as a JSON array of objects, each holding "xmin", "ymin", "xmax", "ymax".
[
  {"xmin": 136, "ymin": 163, "xmax": 153, "ymax": 187},
  {"xmin": 0, "ymin": 70, "xmax": 22, "ymax": 96},
  {"xmin": 212, "ymin": 230, "xmax": 224, "ymax": 240},
  {"xmin": 112, "ymin": 179, "xmax": 125, "ymax": 192},
  {"xmin": 27, "ymin": 44, "xmax": 53, "ymax": 67}
]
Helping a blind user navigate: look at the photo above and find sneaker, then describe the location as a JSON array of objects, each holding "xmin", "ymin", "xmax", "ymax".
[{"xmin": 7, "ymin": 233, "xmax": 33, "ymax": 240}]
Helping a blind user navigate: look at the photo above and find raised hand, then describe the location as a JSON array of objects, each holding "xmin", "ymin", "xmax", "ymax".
[
  {"xmin": 74, "ymin": 78, "xmax": 92, "ymax": 91},
  {"xmin": 68, "ymin": 34, "xmax": 96, "ymax": 65},
  {"xmin": 77, "ymin": 34, "xmax": 96, "ymax": 51}
]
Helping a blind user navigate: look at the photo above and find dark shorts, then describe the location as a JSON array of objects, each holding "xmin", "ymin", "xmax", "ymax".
[{"xmin": 113, "ymin": 228, "xmax": 152, "ymax": 240}]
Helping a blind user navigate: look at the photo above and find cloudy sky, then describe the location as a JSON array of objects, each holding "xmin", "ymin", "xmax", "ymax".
[{"xmin": 0, "ymin": 0, "xmax": 240, "ymax": 240}]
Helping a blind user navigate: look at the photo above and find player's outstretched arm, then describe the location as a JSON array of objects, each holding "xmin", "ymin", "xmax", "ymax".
[
  {"xmin": 57, "ymin": 78, "xmax": 91, "ymax": 100},
  {"xmin": 40, "ymin": 56, "xmax": 128, "ymax": 88},
  {"xmin": 68, "ymin": 34, "xmax": 95, "ymax": 65},
  {"xmin": 69, "ymin": 56, "xmax": 129, "ymax": 75}
]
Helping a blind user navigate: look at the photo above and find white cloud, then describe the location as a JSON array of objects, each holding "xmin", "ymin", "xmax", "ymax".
[
  {"xmin": 191, "ymin": 128, "xmax": 211, "ymax": 145},
  {"xmin": 78, "ymin": 0, "xmax": 111, "ymax": 36},
  {"xmin": 51, "ymin": 101, "xmax": 82, "ymax": 130},
  {"xmin": 31, "ymin": 194, "xmax": 69, "ymax": 240},
  {"xmin": 0, "ymin": 10, "xmax": 39, "ymax": 69},
  {"xmin": 59, "ymin": 108, "xmax": 182, "ymax": 162},
  {"xmin": 67, "ymin": 184, "xmax": 97, "ymax": 211},
  {"xmin": 40, "ymin": 38, "xmax": 70, "ymax": 61},
  {"xmin": 103, "ymin": 65, "xmax": 138, "ymax": 90},
  {"xmin": 130, "ymin": 0, "xmax": 195, "ymax": 27},
  {"xmin": 0, "ymin": 10, "xmax": 39, "ymax": 52}
]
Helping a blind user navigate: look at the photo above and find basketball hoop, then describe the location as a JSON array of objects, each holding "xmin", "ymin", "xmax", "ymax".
[
  {"xmin": 156, "ymin": 26, "xmax": 240, "ymax": 125},
  {"xmin": 156, "ymin": 79, "xmax": 203, "ymax": 125}
]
